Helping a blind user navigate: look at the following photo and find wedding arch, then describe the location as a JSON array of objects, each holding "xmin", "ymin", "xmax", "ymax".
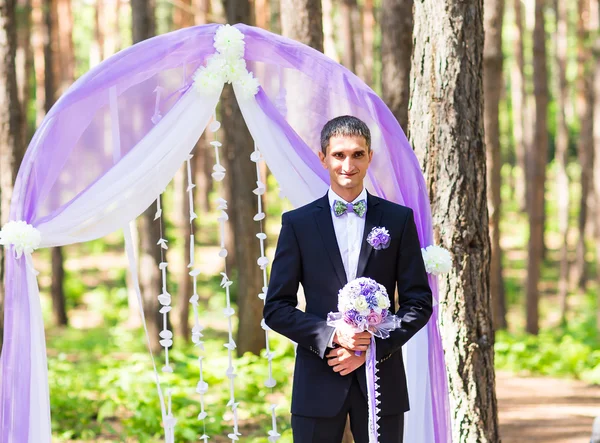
[{"xmin": 0, "ymin": 23, "xmax": 451, "ymax": 443}]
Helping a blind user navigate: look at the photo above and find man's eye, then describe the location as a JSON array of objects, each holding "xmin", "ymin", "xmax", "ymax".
[{"xmin": 354, "ymin": 153, "xmax": 364, "ymax": 157}]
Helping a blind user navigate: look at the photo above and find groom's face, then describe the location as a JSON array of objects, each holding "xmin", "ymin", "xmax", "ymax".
[{"xmin": 319, "ymin": 135, "xmax": 373, "ymax": 192}]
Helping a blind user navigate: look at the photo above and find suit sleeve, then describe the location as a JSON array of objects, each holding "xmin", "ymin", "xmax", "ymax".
[
  {"xmin": 263, "ymin": 212, "xmax": 336, "ymax": 359},
  {"xmin": 375, "ymin": 208, "xmax": 433, "ymax": 360}
]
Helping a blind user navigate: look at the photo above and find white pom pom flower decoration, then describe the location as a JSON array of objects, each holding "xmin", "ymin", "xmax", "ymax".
[
  {"xmin": 421, "ymin": 245, "xmax": 452, "ymax": 275},
  {"xmin": 193, "ymin": 25, "xmax": 260, "ymax": 97},
  {"xmin": 0, "ymin": 221, "xmax": 42, "ymax": 258}
]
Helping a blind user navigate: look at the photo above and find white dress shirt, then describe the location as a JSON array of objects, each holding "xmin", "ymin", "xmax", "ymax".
[{"xmin": 327, "ymin": 187, "xmax": 368, "ymax": 347}]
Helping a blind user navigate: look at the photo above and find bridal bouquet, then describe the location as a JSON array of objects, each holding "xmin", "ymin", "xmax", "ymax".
[{"xmin": 327, "ymin": 277, "xmax": 401, "ymax": 443}]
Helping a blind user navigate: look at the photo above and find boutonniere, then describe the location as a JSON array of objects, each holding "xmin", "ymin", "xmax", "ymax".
[{"xmin": 366, "ymin": 226, "xmax": 391, "ymax": 250}]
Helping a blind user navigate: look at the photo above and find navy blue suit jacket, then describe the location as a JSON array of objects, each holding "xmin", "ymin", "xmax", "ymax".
[{"xmin": 263, "ymin": 191, "xmax": 432, "ymax": 418}]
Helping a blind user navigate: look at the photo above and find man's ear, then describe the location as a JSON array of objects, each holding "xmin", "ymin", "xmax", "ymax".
[
  {"xmin": 368, "ymin": 149, "xmax": 374, "ymax": 164},
  {"xmin": 318, "ymin": 150, "xmax": 327, "ymax": 168}
]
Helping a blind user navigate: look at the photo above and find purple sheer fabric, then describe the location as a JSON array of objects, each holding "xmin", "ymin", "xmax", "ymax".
[{"xmin": 1, "ymin": 23, "xmax": 450, "ymax": 441}]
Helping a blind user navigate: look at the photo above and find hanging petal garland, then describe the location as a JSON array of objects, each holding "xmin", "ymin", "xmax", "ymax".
[
  {"xmin": 250, "ymin": 146, "xmax": 280, "ymax": 442},
  {"xmin": 154, "ymin": 194, "xmax": 177, "ymax": 443},
  {"xmin": 185, "ymin": 150, "xmax": 210, "ymax": 439},
  {"xmin": 421, "ymin": 245, "xmax": 453, "ymax": 275},
  {"xmin": 193, "ymin": 25, "xmax": 260, "ymax": 99},
  {"xmin": 207, "ymin": 112, "xmax": 242, "ymax": 442}
]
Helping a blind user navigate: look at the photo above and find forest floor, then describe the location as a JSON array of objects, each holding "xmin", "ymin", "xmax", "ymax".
[{"xmin": 497, "ymin": 370, "xmax": 599, "ymax": 442}]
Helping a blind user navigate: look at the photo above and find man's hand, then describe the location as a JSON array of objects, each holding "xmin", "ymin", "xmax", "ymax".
[
  {"xmin": 332, "ymin": 329, "xmax": 371, "ymax": 351},
  {"xmin": 326, "ymin": 347, "xmax": 366, "ymax": 376}
]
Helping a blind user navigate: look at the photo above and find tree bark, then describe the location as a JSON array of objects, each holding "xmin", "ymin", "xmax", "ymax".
[
  {"xmin": 483, "ymin": 0, "xmax": 506, "ymax": 331},
  {"xmin": 574, "ymin": 0, "xmax": 594, "ymax": 291},
  {"xmin": 42, "ymin": 0, "xmax": 68, "ymax": 326},
  {"xmin": 362, "ymin": 0, "xmax": 374, "ymax": 86},
  {"xmin": 322, "ymin": 0, "xmax": 338, "ymax": 60},
  {"xmin": 511, "ymin": 0, "xmax": 528, "ymax": 211},
  {"xmin": 409, "ymin": 0, "xmax": 500, "ymax": 439},
  {"xmin": 555, "ymin": 0, "xmax": 571, "ymax": 324},
  {"xmin": 0, "ymin": 0, "xmax": 23, "ymax": 349},
  {"xmin": 525, "ymin": 0, "xmax": 549, "ymax": 335},
  {"xmin": 220, "ymin": 0, "xmax": 264, "ymax": 356},
  {"xmin": 280, "ymin": 0, "xmax": 323, "ymax": 52},
  {"xmin": 15, "ymin": 0, "xmax": 31, "ymax": 159},
  {"xmin": 381, "ymin": 0, "xmax": 413, "ymax": 130},
  {"xmin": 592, "ymin": 0, "xmax": 600, "ymax": 332},
  {"xmin": 339, "ymin": 0, "xmax": 356, "ymax": 72},
  {"xmin": 255, "ymin": 0, "xmax": 269, "ymax": 29},
  {"xmin": 132, "ymin": 0, "xmax": 162, "ymax": 354}
]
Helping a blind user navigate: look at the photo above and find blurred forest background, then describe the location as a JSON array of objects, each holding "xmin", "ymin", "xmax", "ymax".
[{"xmin": 1, "ymin": 0, "xmax": 600, "ymax": 441}]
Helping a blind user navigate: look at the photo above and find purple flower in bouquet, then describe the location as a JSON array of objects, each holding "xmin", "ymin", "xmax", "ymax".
[
  {"xmin": 366, "ymin": 311, "xmax": 383, "ymax": 326},
  {"xmin": 343, "ymin": 309, "xmax": 359, "ymax": 326},
  {"xmin": 367, "ymin": 226, "xmax": 391, "ymax": 250}
]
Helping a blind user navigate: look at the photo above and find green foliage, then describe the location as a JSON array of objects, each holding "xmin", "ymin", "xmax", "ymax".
[{"xmin": 48, "ymin": 305, "xmax": 295, "ymax": 441}]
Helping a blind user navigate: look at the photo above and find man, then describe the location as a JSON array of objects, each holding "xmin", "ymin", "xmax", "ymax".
[{"xmin": 263, "ymin": 116, "xmax": 432, "ymax": 442}]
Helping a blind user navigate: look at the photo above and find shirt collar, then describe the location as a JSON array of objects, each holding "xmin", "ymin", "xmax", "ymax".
[{"xmin": 328, "ymin": 187, "xmax": 368, "ymax": 208}]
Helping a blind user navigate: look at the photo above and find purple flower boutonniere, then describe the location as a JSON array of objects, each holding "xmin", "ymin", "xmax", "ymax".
[{"xmin": 367, "ymin": 226, "xmax": 391, "ymax": 250}]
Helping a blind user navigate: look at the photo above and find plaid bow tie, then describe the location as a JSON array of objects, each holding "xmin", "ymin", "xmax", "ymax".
[{"xmin": 333, "ymin": 199, "xmax": 367, "ymax": 218}]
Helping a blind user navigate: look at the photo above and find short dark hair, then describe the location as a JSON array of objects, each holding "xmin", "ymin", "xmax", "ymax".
[{"xmin": 320, "ymin": 115, "xmax": 371, "ymax": 154}]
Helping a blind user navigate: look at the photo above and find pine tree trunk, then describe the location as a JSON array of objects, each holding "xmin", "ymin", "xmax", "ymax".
[
  {"xmin": 322, "ymin": 0, "xmax": 338, "ymax": 60},
  {"xmin": 132, "ymin": 0, "xmax": 162, "ymax": 354},
  {"xmin": 409, "ymin": 0, "xmax": 500, "ymax": 439},
  {"xmin": 221, "ymin": 0, "xmax": 264, "ymax": 356},
  {"xmin": 280, "ymin": 0, "xmax": 323, "ymax": 52},
  {"xmin": 15, "ymin": 0, "xmax": 31, "ymax": 159},
  {"xmin": 511, "ymin": 0, "xmax": 528, "ymax": 211},
  {"xmin": 592, "ymin": 0, "xmax": 600, "ymax": 333},
  {"xmin": 526, "ymin": 0, "xmax": 549, "ymax": 335},
  {"xmin": 381, "ymin": 0, "xmax": 413, "ymax": 129},
  {"xmin": 41, "ymin": 0, "xmax": 68, "ymax": 326},
  {"xmin": 574, "ymin": 0, "xmax": 594, "ymax": 291},
  {"xmin": 0, "ymin": 0, "xmax": 23, "ymax": 349},
  {"xmin": 555, "ymin": 0, "xmax": 571, "ymax": 324},
  {"xmin": 484, "ymin": 0, "xmax": 506, "ymax": 331},
  {"xmin": 255, "ymin": 0, "xmax": 269, "ymax": 29},
  {"xmin": 362, "ymin": 0, "xmax": 374, "ymax": 86},
  {"xmin": 339, "ymin": 0, "xmax": 355, "ymax": 72}
]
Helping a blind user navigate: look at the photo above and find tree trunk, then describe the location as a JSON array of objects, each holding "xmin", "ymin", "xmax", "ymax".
[
  {"xmin": 15, "ymin": 0, "xmax": 32, "ymax": 159},
  {"xmin": 409, "ymin": 0, "xmax": 500, "ymax": 438},
  {"xmin": 592, "ymin": 0, "xmax": 600, "ymax": 332},
  {"xmin": 31, "ymin": 0, "xmax": 44, "ymax": 126},
  {"xmin": 339, "ymin": 0, "xmax": 356, "ymax": 72},
  {"xmin": 132, "ymin": 0, "xmax": 162, "ymax": 354},
  {"xmin": 511, "ymin": 0, "xmax": 528, "ymax": 211},
  {"xmin": 483, "ymin": 0, "xmax": 506, "ymax": 331},
  {"xmin": 555, "ymin": 0, "xmax": 571, "ymax": 325},
  {"xmin": 173, "ymin": 0, "xmax": 193, "ymax": 28},
  {"xmin": 221, "ymin": 0, "xmax": 264, "ymax": 356},
  {"xmin": 574, "ymin": 0, "xmax": 594, "ymax": 291},
  {"xmin": 42, "ymin": 0, "xmax": 68, "ymax": 326},
  {"xmin": 322, "ymin": 0, "xmax": 338, "ymax": 60},
  {"xmin": 54, "ymin": 0, "xmax": 73, "ymax": 95},
  {"xmin": 0, "ymin": 0, "xmax": 23, "ymax": 350},
  {"xmin": 381, "ymin": 0, "xmax": 413, "ymax": 130},
  {"xmin": 280, "ymin": 0, "xmax": 323, "ymax": 52},
  {"xmin": 362, "ymin": 0, "xmax": 374, "ymax": 86},
  {"xmin": 255, "ymin": 0, "xmax": 269, "ymax": 29},
  {"xmin": 525, "ymin": 0, "xmax": 549, "ymax": 335}
]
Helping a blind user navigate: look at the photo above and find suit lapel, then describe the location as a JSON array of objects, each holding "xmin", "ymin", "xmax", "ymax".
[
  {"xmin": 356, "ymin": 193, "xmax": 383, "ymax": 278},
  {"xmin": 314, "ymin": 194, "xmax": 348, "ymax": 288}
]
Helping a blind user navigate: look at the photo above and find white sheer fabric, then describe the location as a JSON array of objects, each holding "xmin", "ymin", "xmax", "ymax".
[
  {"xmin": 235, "ymin": 87, "xmax": 437, "ymax": 443},
  {"xmin": 20, "ymin": 87, "xmax": 221, "ymax": 442}
]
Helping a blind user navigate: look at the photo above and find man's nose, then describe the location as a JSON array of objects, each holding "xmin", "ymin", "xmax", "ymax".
[{"xmin": 342, "ymin": 157, "xmax": 354, "ymax": 171}]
